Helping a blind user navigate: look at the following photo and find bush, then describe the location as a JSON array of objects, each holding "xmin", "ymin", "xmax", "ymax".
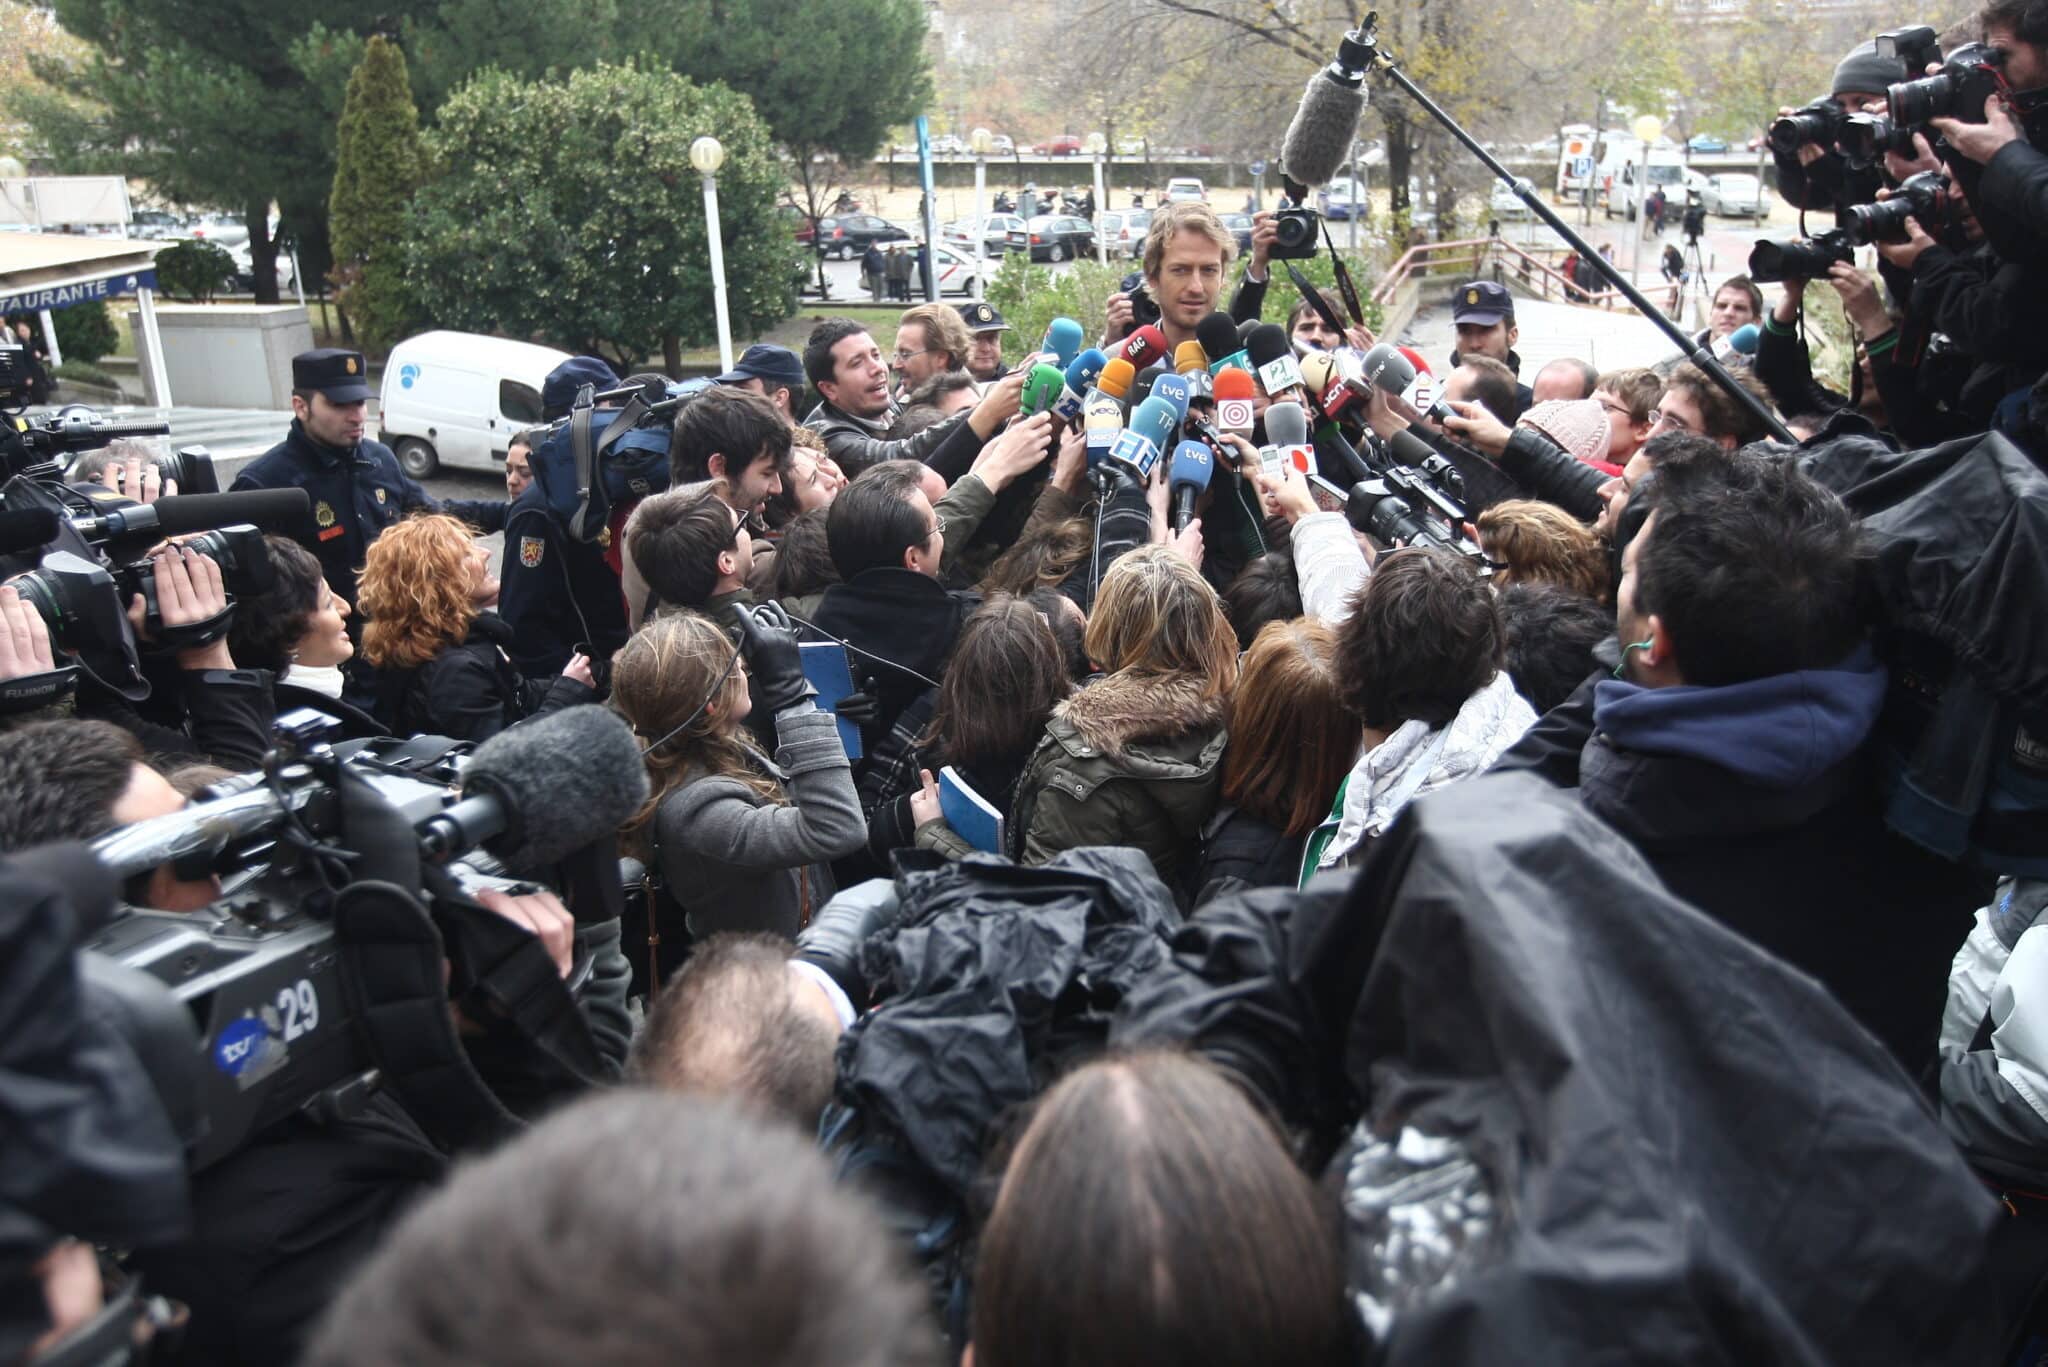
[
  {"xmin": 52, "ymin": 360, "xmax": 120, "ymax": 392},
  {"xmin": 155, "ymin": 240, "xmax": 237, "ymax": 303},
  {"xmin": 51, "ymin": 301, "xmax": 117, "ymax": 365}
]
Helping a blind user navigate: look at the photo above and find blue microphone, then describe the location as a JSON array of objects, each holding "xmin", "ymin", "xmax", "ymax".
[
  {"xmin": 1053, "ymin": 347, "xmax": 1108, "ymax": 423},
  {"xmin": 1151, "ymin": 373, "xmax": 1193, "ymax": 423},
  {"xmin": 1039, "ymin": 317, "xmax": 1084, "ymax": 369},
  {"xmin": 1168, "ymin": 439, "xmax": 1213, "ymax": 535},
  {"xmin": 1108, "ymin": 395, "xmax": 1180, "ymax": 481}
]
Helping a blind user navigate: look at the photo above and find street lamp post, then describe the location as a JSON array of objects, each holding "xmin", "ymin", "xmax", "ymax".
[
  {"xmin": 1628, "ymin": 114, "xmax": 1663, "ymax": 296},
  {"xmin": 969, "ymin": 127, "xmax": 993, "ymax": 301},
  {"xmin": 690, "ymin": 135, "xmax": 734, "ymax": 375},
  {"xmin": 1083, "ymin": 132, "xmax": 1108, "ymax": 265}
]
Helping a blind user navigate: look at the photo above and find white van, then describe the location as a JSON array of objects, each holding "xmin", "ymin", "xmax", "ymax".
[
  {"xmin": 1598, "ymin": 137, "xmax": 1690, "ymax": 220},
  {"xmin": 378, "ymin": 331, "xmax": 575, "ymax": 478}
]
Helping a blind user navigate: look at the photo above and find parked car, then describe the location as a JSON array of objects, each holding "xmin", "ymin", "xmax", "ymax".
[
  {"xmin": 1219, "ymin": 212, "xmax": 1254, "ymax": 254},
  {"xmin": 1318, "ymin": 176, "xmax": 1367, "ymax": 220},
  {"xmin": 378, "ymin": 331, "xmax": 572, "ymax": 478},
  {"xmin": 942, "ymin": 214, "xmax": 1024, "ymax": 256},
  {"xmin": 991, "ymin": 134, "xmax": 1015, "ymax": 156},
  {"xmin": 783, "ymin": 205, "xmax": 819, "ymax": 247},
  {"xmin": 1688, "ymin": 134, "xmax": 1730, "ymax": 154},
  {"xmin": 1698, "ymin": 172, "xmax": 1770, "ymax": 218},
  {"xmin": 813, "ymin": 214, "xmax": 910, "ymax": 259},
  {"xmin": 1164, "ymin": 177, "xmax": 1206, "ymax": 203},
  {"xmin": 1487, "ymin": 181, "xmax": 1533, "ymax": 219},
  {"xmin": 129, "ymin": 209, "xmax": 185, "ymax": 239},
  {"xmin": 1036, "ymin": 134, "xmax": 1084, "ymax": 156},
  {"xmin": 227, "ymin": 240, "xmax": 298, "ymax": 293},
  {"xmin": 189, "ymin": 213, "xmax": 249, "ymax": 248},
  {"xmin": 1115, "ymin": 135, "xmax": 1147, "ymax": 156},
  {"xmin": 1006, "ymin": 214, "xmax": 1095, "ymax": 262},
  {"xmin": 930, "ymin": 133, "xmax": 965, "ymax": 156},
  {"xmin": 1097, "ymin": 208, "xmax": 1153, "ymax": 258}
]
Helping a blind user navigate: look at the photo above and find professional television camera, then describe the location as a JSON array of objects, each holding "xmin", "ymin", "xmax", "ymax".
[
  {"xmin": 82, "ymin": 702, "xmax": 648, "ymax": 1171},
  {"xmin": 1681, "ymin": 191, "xmax": 1708, "ymax": 245},
  {"xmin": 1344, "ymin": 451, "xmax": 1482, "ymax": 560}
]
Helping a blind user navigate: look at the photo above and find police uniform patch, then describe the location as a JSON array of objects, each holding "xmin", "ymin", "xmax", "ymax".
[
  {"xmin": 315, "ymin": 500, "xmax": 336, "ymax": 528},
  {"xmin": 375, "ymin": 487, "xmax": 387, "ymax": 505},
  {"xmin": 1466, "ymin": 288, "xmax": 1481, "ymax": 305},
  {"xmin": 345, "ymin": 356, "xmax": 359, "ymax": 374},
  {"xmin": 519, "ymin": 536, "xmax": 546, "ymax": 568}
]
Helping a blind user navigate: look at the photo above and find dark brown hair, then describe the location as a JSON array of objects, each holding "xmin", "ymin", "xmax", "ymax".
[
  {"xmin": 1221, "ymin": 620, "xmax": 1356, "ymax": 837},
  {"xmin": 972, "ymin": 1051, "xmax": 1352, "ymax": 1367},
  {"xmin": 228, "ymin": 534, "xmax": 329, "ymax": 676},
  {"xmin": 1335, "ymin": 548, "xmax": 1503, "ymax": 731},
  {"xmin": 979, "ymin": 515, "xmax": 1093, "ymax": 597},
  {"xmin": 924, "ymin": 594, "xmax": 1070, "ymax": 769},
  {"xmin": 0, "ymin": 719, "xmax": 144, "ymax": 852}
]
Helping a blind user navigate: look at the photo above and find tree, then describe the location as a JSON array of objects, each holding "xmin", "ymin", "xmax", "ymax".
[
  {"xmin": 329, "ymin": 35, "xmax": 423, "ymax": 353},
  {"xmin": 51, "ymin": 300, "xmax": 117, "ymax": 365},
  {"xmin": 403, "ymin": 64, "xmax": 802, "ymax": 373},
  {"xmin": 650, "ymin": 0, "xmax": 932, "ymax": 297},
  {"xmin": 153, "ymin": 240, "xmax": 237, "ymax": 303}
]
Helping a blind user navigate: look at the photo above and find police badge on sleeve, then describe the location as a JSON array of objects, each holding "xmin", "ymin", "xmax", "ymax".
[{"xmin": 518, "ymin": 535, "xmax": 546, "ymax": 568}]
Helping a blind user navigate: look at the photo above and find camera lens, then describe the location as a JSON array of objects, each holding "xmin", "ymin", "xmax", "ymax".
[
  {"xmin": 1839, "ymin": 197, "xmax": 1916, "ymax": 246},
  {"xmin": 1748, "ymin": 237, "xmax": 1845, "ymax": 283}
]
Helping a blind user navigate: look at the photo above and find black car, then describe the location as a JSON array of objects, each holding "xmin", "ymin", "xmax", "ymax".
[
  {"xmin": 1005, "ymin": 214, "xmax": 1096, "ymax": 263},
  {"xmin": 814, "ymin": 214, "xmax": 911, "ymax": 259},
  {"xmin": 1219, "ymin": 212, "xmax": 1255, "ymax": 255}
]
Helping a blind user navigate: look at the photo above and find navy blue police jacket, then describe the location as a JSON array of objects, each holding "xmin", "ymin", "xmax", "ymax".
[
  {"xmin": 496, "ymin": 483, "xmax": 630, "ymax": 678},
  {"xmin": 230, "ymin": 420, "xmax": 432, "ymax": 608}
]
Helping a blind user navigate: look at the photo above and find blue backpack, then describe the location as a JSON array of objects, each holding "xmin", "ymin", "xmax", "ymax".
[{"xmin": 529, "ymin": 380, "xmax": 708, "ymax": 541}]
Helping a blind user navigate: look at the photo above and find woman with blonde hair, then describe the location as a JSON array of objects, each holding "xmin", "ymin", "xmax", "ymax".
[
  {"xmin": 1011, "ymin": 545, "xmax": 1237, "ymax": 891},
  {"xmin": 1196, "ymin": 619, "xmax": 1356, "ymax": 899},
  {"xmin": 357, "ymin": 513, "xmax": 593, "ymax": 741},
  {"xmin": 1475, "ymin": 499, "xmax": 1611, "ymax": 601},
  {"xmin": 610, "ymin": 606, "xmax": 863, "ymax": 940}
]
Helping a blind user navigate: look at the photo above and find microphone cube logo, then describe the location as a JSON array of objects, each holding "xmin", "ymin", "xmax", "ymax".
[
  {"xmin": 1109, "ymin": 429, "xmax": 1161, "ymax": 478},
  {"xmin": 1402, "ymin": 375, "xmax": 1437, "ymax": 413},
  {"xmin": 1217, "ymin": 397, "xmax": 1256, "ymax": 432},
  {"xmin": 1257, "ymin": 354, "xmax": 1304, "ymax": 397}
]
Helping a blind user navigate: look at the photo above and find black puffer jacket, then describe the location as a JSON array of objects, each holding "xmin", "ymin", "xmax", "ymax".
[{"xmin": 366, "ymin": 612, "xmax": 593, "ymax": 743}]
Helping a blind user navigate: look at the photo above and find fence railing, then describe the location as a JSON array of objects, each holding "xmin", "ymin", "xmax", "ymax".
[{"xmin": 1372, "ymin": 235, "xmax": 1685, "ymax": 334}]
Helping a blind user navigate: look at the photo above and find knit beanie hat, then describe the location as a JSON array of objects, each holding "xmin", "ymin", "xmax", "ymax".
[
  {"xmin": 1833, "ymin": 41, "xmax": 1906, "ymax": 98},
  {"xmin": 1517, "ymin": 398, "xmax": 1616, "ymax": 472}
]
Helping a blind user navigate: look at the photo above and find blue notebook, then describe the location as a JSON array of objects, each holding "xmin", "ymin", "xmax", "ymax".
[
  {"xmin": 798, "ymin": 641, "xmax": 863, "ymax": 760},
  {"xmin": 938, "ymin": 765, "xmax": 1005, "ymax": 854}
]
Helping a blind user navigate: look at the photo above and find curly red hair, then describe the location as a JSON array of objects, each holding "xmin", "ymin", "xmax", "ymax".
[{"xmin": 357, "ymin": 513, "xmax": 481, "ymax": 669}]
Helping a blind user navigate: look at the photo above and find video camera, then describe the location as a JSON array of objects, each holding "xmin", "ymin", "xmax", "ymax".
[
  {"xmin": 82, "ymin": 701, "xmax": 646, "ymax": 1171},
  {"xmin": 1344, "ymin": 453, "xmax": 1482, "ymax": 561}
]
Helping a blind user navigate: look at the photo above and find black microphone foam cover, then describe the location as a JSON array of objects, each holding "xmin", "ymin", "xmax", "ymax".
[
  {"xmin": 1246, "ymin": 323, "xmax": 1293, "ymax": 369},
  {"xmin": 0, "ymin": 507, "xmax": 59, "ymax": 556},
  {"xmin": 1195, "ymin": 312, "xmax": 1241, "ymax": 362},
  {"xmin": 1281, "ymin": 69, "xmax": 1368, "ymax": 188},
  {"xmin": 1237, "ymin": 318, "xmax": 1261, "ymax": 346},
  {"xmin": 461, "ymin": 706, "xmax": 650, "ymax": 872}
]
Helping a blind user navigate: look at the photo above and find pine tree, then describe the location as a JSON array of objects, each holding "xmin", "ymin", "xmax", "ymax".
[{"xmin": 329, "ymin": 35, "xmax": 423, "ymax": 353}]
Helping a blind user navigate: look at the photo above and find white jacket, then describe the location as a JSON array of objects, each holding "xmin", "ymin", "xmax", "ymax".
[
  {"xmin": 1308, "ymin": 670, "xmax": 1536, "ymax": 879},
  {"xmin": 1290, "ymin": 511, "xmax": 1372, "ymax": 624}
]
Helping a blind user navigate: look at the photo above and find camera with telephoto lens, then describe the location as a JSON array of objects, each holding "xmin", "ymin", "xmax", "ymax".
[
  {"xmin": 115, "ymin": 523, "xmax": 273, "ymax": 637},
  {"xmin": 1839, "ymin": 170, "xmax": 1949, "ymax": 245},
  {"xmin": 1770, "ymin": 97, "xmax": 1845, "ymax": 156},
  {"xmin": 1270, "ymin": 206, "xmax": 1322, "ymax": 261},
  {"xmin": 1748, "ymin": 227, "xmax": 1856, "ymax": 283},
  {"xmin": 1838, "ymin": 112, "xmax": 1920, "ymax": 170},
  {"xmin": 1888, "ymin": 42, "xmax": 2008, "ymax": 129}
]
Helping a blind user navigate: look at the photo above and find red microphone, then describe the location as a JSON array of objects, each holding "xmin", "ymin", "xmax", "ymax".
[
  {"xmin": 1213, "ymin": 366, "xmax": 1256, "ymax": 439},
  {"xmin": 1118, "ymin": 325, "xmax": 1169, "ymax": 371}
]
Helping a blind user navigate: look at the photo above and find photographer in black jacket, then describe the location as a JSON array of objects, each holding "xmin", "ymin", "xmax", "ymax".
[{"xmin": 1773, "ymin": 42, "xmax": 1906, "ymax": 213}]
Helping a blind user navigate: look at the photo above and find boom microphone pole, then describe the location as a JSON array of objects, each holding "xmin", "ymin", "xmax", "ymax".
[{"xmin": 1339, "ymin": 13, "xmax": 1793, "ymax": 444}]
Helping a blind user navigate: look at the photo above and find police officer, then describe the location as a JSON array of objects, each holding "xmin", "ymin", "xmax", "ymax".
[
  {"xmin": 231, "ymin": 348, "xmax": 432, "ymax": 610},
  {"xmin": 956, "ymin": 301, "xmax": 1012, "ymax": 385}
]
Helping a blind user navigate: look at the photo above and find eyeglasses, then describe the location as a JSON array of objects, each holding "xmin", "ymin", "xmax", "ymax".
[
  {"xmin": 1648, "ymin": 407, "xmax": 1694, "ymax": 434},
  {"xmin": 891, "ymin": 347, "xmax": 930, "ymax": 364},
  {"xmin": 1596, "ymin": 398, "xmax": 1633, "ymax": 421}
]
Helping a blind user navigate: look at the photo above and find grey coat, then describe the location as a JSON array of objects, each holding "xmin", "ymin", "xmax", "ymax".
[{"xmin": 652, "ymin": 702, "xmax": 866, "ymax": 939}]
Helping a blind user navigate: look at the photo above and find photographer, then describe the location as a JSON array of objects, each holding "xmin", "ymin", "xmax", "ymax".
[
  {"xmin": 1929, "ymin": 1, "xmax": 2048, "ymax": 263},
  {"xmin": 1772, "ymin": 41, "xmax": 1906, "ymax": 213}
]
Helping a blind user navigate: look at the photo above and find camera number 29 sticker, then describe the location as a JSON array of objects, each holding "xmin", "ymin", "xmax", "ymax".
[{"xmin": 212, "ymin": 978, "xmax": 320, "ymax": 1089}]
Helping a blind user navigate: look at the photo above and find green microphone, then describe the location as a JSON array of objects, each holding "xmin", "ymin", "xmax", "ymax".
[{"xmin": 1019, "ymin": 363, "xmax": 1067, "ymax": 418}]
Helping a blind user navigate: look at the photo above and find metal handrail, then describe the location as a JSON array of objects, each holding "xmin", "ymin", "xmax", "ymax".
[{"xmin": 1372, "ymin": 234, "xmax": 1647, "ymax": 316}]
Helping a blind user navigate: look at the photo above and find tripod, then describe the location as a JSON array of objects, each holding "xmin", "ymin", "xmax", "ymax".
[
  {"xmin": 1344, "ymin": 13, "xmax": 1792, "ymax": 443},
  {"xmin": 1679, "ymin": 231, "xmax": 1712, "ymax": 328}
]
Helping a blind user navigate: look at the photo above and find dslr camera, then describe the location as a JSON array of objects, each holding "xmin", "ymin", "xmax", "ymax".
[
  {"xmin": 1839, "ymin": 169, "xmax": 1950, "ymax": 245},
  {"xmin": 1270, "ymin": 205, "xmax": 1322, "ymax": 261},
  {"xmin": 1888, "ymin": 41, "xmax": 2009, "ymax": 129},
  {"xmin": 1769, "ymin": 97, "xmax": 1844, "ymax": 156},
  {"xmin": 1119, "ymin": 271, "xmax": 1163, "ymax": 328},
  {"xmin": 1748, "ymin": 228, "xmax": 1856, "ymax": 283}
]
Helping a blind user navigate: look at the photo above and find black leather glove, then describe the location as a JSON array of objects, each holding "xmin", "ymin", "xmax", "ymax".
[
  {"xmin": 793, "ymin": 878, "xmax": 900, "ymax": 1007},
  {"xmin": 734, "ymin": 601, "xmax": 814, "ymax": 714}
]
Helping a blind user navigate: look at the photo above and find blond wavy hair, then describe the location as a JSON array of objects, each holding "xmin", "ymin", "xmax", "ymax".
[
  {"xmin": 1085, "ymin": 545, "xmax": 1239, "ymax": 706},
  {"xmin": 610, "ymin": 612, "xmax": 784, "ymax": 858},
  {"xmin": 357, "ymin": 513, "xmax": 481, "ymax": 669}
]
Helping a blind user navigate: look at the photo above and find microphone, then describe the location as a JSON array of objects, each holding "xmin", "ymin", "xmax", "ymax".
[
  {"xmin": 1084, "ymin": 384, "xmax": 1125, "ymax": 469},
  {"xmin": 70, "ymin": 488, "xmax": 313, "ymax": 543},
  {"xmin": 1151, "ymin": 373, "xmax": 1192, "ymax": 423},
  {"xmin": 1726, "ymin": 323, "xmax": 1760, "ymax": 357},
  {"xmin": 1173, "ymin": 340, "xmax": 1209, "ymax": 376},
  {"xmin": 1260, "ymin": 400, "xmax": 1314, "ymax": 480},
  {"xmin": 0, "ymin": 507, "xmax": 59, "ymax": 556},
  {"xmin": 1117, "ymin": 324, "xmax": 1170, "ymax": 371},
  {"xmin": 1214, "ymin": 367, "xmax": 1257, "ymax": 439},
  {"xmin": 1092, "ymin": 357, "xmax": 1136, "ymax": 405},
  {"xmin": 1169, "ymin": 440, "xmax": 1213, "ymax": 535},
  {"xmin": 1019, "ymin": 362, "xmax": 1068, "ymax": 418},
  {"xmin": 1051, "ymin": 347, "xmax": 1108, "ymax": 424},
  {"xmin": 1107, "ymin": 395, "xmax": 1180, "ymax": 481},
  {"xmin": 417, "ymin": 706, "xmax": 651, "ymax": 874},
  {"xmin": 1246, "ymin": 323, "xmax": 1304, "ymax": 397},
  {"xmin": 1279, "ymin": 27, "xmax": 1373, "ymax": 189},
  {"xmin": 1362, "ymin": 343, "xmax": 1454, "ymax": 423},
  {"xmin": 1298, "ymin": 352, "xmax": 1361, "ymax": 423},
  {"xmin": 1129, "ymin": 363, "xmax": 1167, "ymax": 409},
  {"xmin": 1039, "ymin": 317, "xmax": 1085, "ymax": 369},
  {"xmin": 1196, "ymin": 312, "xmax": 1243, "ymax": 372}
]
